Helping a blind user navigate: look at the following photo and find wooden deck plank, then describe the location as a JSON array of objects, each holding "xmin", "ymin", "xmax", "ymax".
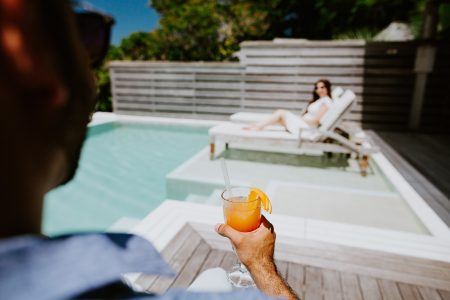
[
  {"xmin": 378, "ymin": 279, "xmax": 402, "ymax": 300},
  {"xmin": 135, "ymin": 224, "xmax": 194, "ymax": 290},
  {"xmin": 149, "ymin": 231, "xmax": 202, "ymax": 293},
  {"xmin": 287, "ymin": 262, "xmax": 305, "ymax": 299},
  {"xmin": 378, "ymin": 133, "xmax": 450, "ymax": 181},
  {"xmin": 219, "ymin": 251, "xmax": 239, "ymax": 272},
  {"xmin": 417, "ymin": 134, "xmax": 450, "ymax": 154},
  {"xmin": 275, "ymin": 241, "xmax": 450, "ymax": 291},
  {"xmin": 322, "ymin": 269, "xmax": 343, "ymax": 300},
  {"xmin": 276, "ymin": 260, "xmax": 289, "ymax": 279},
  {"xmin": 278, "ymin": 238, "xmax": 450, "ymax": 271},
  {"xmin": 340, "ymin": 272, "xmax": 363, "ymax": 300},
  {"xmin": 358, "ymin": 276, "xmax": 382, "ymax": 300},
  {"xmin": 197, "ymin": 249, "xmax": 227, "ymax": 274},
  {"xmin": 418, "ymin": 287, "xmax": 444, "ymax": 300},
  {"xmin": 440, "ymin": 290, "xmax": 450, "ymax": 300},
  {"xmin": 397, "ymin": 283, "xmax": 423, "ymax": 300},
  {"xmin": 416, "ymin": 135, "xmax": 450, "ymax": 163},
  {"xmin": 169, "ymin": 241, "xmax": 212, "ymax": 289},
  {"xmin": 159, "ymin": 224, "xmax": 195, "ymax": 262},
  {"xmin": 304, "ymin": 266, "xmax": 322, "ymax": 300}
]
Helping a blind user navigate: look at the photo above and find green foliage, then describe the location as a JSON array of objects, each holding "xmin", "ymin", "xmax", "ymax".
[
  {"xmin": 157, "ymin": 1, "xmax": 222, "ymax": 60},
  {"xmin": 94, "ymin": 0, "xmax": 445, "ymax": 111},
  {"xmin": 410, "ymin": 0, "xmax": 426, "ymax": 38},
  {"xmin": 120, "ymin": 32, "xmax": 153, "ymax": 60},
  {"xmin": 94, "ymin": 45, "xmax": 123, "ymax": 112},
  {"xmin": 439, "ymin": 4, "xmax": 450, "ymax": 40},
  {"xmin": 94, "ymin": 66, "xmax": 112, "ymax": 112},
  {"xmin": 333, "ymin": 28, "xmax": 378, "ymax": 41},
  {"xmin": 262, "ymin": 0, "xmax": 420, "ymax": 39},
  {"xmin": 115, "ymin": 0, "xmax": 430, "ymax": 62}
]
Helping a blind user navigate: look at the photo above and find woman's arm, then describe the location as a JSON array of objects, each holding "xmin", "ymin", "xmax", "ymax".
[{"xmin": 305, "ymin": 104, "xmax": 328, "ymax": 127}]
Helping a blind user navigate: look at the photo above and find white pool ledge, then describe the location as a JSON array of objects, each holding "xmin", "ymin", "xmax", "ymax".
[{"xmin": 131, "ymin": 200, "xmax": 450, "ymax": 264}]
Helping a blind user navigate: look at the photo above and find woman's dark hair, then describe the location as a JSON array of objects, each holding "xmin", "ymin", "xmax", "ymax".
[{"xmin": 305, "ymin": 79, "xmax": 332, "ymax": 110}]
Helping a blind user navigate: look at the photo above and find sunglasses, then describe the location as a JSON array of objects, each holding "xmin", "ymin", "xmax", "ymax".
[{"xmin": 74, "ymin": 9, "xmax": 115, "ymax": 68}]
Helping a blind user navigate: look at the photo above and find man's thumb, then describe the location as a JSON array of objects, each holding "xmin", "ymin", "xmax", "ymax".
[{"xmin": 215, "ymin": 223, "xmax": 240, "ymax": 242}]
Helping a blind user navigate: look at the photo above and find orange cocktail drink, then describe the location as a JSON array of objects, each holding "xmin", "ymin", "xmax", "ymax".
[
  {"xmin": 223, "ymin": 195, "xmax": 261, "ymax": 232},
  {"xmin": 221, "ymin": 186, "xmax": 272, "ymax": 287},
  {"xmin": 222, "ymin": 187, "xmax": 272, "ymax": 232}
]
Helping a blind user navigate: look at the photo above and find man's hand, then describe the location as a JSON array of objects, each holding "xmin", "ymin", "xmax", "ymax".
[
  {"xmin": 215, "ymin": 215, "xmax": 275, "ymax": 271},
  {"xmin": 215, "ymin": 216, "xmax": 300, "ymax": 300}
]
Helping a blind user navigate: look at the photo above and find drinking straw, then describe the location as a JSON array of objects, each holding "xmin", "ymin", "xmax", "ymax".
[{"xmin": 221, "ymin": 158, "xmax": 231, "ymax": 189}]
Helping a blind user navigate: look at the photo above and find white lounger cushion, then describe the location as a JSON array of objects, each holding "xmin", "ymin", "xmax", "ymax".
[
  {"xmin": 215, "ymin": 88, "xmax": 356, "ymax": 145},
  {"xmin": 331, "ymin": 86, "xmax": 344, "ymax": 99},
  {"xmin": 230, "ymin": 87, "xmax": 348, "ymax": 125},
  {"xmin": 209, "ymin": 122, "xmax": 321, "ymax": 144},
  {"xmin": 230, "ymin": 112, "xmax": 272, "ymax": 123},
  {"xmin": 319, "ymin": 89, "xmax": 356, "ymax": 131}
]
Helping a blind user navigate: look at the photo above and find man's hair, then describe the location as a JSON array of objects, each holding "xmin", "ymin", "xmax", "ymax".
[{"xmin": 0, "ymin": 0, "xmax": 95, "ymax": 185}]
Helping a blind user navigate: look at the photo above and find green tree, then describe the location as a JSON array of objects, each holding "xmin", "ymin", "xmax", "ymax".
[
  {"xmin": 262, "ymin": 0, "xmax": 422, "ymax": 40},
  {"xmin": 95, "ymin": 0, "xmax": 439, "ymax": 111},
  {"xmin": 120, "ymin": 32, "xmax": 154, "ymax": 60},
  {"xmin": 439, "ymin": 3, "xmax": 450, "ymax": 40},
  {"xmin": 152, "ymin": 0, "xmax": 223, "ymax": 60},
  {"xmin": 94, "ymin": 45, "xmax": 123, "ymax": 112}
]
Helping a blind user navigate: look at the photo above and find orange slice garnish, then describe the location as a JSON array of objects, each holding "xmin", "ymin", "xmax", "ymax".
[{"xmin": 248, "ymin": 187, "xmax": 272, "ymax": 214}]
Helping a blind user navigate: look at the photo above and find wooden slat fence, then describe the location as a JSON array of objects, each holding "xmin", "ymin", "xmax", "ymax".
[
  {"xmin": 110, "ymin": 62, "xmax": 244, "ymax": 120},
  {"xmin": 109, "ymin": 40, "xmax": 450, "ymax": 131},
  {"xmin": 239, "ymin": 40, "xmax": 416, "ymax": 130}
]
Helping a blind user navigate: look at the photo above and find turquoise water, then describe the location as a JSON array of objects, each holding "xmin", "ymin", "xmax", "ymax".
[{"xmin": 43, "ymin": 122, "xmax": 208, "ymax": 236}]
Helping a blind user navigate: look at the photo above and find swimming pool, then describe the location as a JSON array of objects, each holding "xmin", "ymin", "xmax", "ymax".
[
  {"xmin": 44, "ymin": 115, "xmax": 449, "ymax": 244},
  {"xmin": 43, "ymin": 121, "xmax": 208, "ymax": 236}
]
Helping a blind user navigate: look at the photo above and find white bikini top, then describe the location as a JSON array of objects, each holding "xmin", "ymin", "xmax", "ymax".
[{"xmin": 303, "ymin": 96, "xmax": 332, "ymax": 121}]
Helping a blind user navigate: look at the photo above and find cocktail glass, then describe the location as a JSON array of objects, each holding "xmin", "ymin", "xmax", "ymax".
[{"xmin": 221, "ymin": 186, "xmax": 261, "ymax": 288}]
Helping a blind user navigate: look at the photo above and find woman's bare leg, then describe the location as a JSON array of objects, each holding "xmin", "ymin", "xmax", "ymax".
[{"xmin": 244, "ymin": 109, "xmax": 288, "ymax": 131}]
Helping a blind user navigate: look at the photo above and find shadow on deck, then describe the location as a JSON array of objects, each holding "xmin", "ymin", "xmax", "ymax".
[{"xmin": 370, "ymin": 131, "xmax": 450, "ymax": 226}]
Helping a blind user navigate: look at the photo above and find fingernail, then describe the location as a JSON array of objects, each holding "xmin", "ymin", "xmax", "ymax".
[{"xmin": 214, "ymin": 223, "xmax": 221, "ymax": 232}]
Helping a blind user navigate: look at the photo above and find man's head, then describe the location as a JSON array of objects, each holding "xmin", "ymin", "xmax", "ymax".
[{"xmin": 0, "ymin": 0, "xmax": 95, "ymax": 199}]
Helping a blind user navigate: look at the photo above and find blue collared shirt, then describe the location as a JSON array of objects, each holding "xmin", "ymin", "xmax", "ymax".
[{"xmin": 0, "ymin": 233, "xmax": 277, "ymax": 299}]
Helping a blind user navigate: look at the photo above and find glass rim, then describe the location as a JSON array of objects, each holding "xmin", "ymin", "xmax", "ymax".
[{"xmin": 221, "ymin": 186, "xmax": 259, "ymax": 203}]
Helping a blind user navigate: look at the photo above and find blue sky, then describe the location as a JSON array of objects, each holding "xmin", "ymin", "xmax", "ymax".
[{"xmin": 87, "ymin": 0, "xmax": 159, "ymax": 45}]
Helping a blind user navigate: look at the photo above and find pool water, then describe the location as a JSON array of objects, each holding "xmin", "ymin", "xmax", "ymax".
[
  {"xmin": 43, "ymin": 122, "xmax": 208, "ymax": 236},
  {"xmin": 167, "ymin": 147, "xmax": 432, "ymax": 235}
]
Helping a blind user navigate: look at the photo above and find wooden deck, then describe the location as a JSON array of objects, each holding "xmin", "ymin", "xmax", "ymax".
[
  {"xmin": 368, "ymin": 131, "xmax": 450, "ymax": 227},
  {"xmin": 374, "ymin": 132, "xmax": 450, "ymax": 200},
  {"xmin": 135, "ymin": 224, "xmax": 450, "ymax": 300},
  {"xmin": 129, "ymin": 128, "xmax": 450, "ymax": 299}
]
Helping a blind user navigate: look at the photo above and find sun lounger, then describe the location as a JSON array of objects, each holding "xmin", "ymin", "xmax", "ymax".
[
  {"xmin": 209, "ymin": 89, "xmax": 378, "ymax": 174},
  {"xmin": 230, "ymin": 87, "xmax": 346, "ymax": 124}
]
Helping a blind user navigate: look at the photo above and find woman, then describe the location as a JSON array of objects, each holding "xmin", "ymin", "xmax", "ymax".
[{"xmin": 245, "ymin": 79, "xmax": 333, "ymax": 136}]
